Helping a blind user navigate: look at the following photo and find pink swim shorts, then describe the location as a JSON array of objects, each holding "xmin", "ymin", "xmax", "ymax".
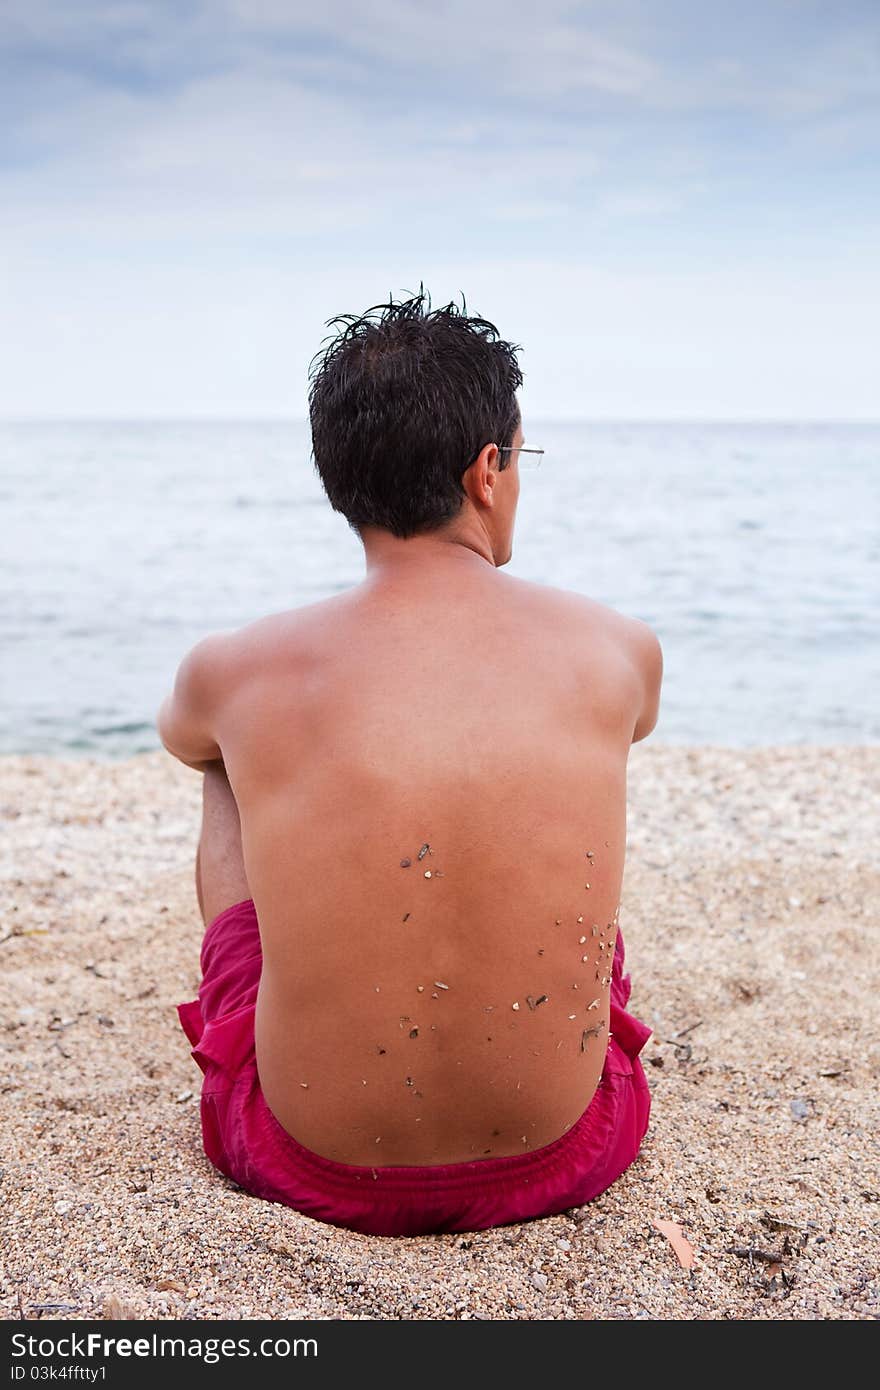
[{"xmin": 178, "ymin": 899, "xmax": 651, "ymax": 1236}]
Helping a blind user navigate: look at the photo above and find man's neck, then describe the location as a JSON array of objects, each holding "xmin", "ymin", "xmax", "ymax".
[{"xmin": 360, "ymin": 525, "xmax": 496, "ymax": 577}]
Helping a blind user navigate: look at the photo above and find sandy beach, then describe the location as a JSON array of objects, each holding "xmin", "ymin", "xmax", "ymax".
[{"xmin": 1, "ymin": 744, "xmax": 877, "ymax": 1321}]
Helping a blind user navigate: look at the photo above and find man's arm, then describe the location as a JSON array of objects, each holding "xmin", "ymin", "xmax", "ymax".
[
  {"xmin": 157, "ymin": 634, "xmax": 228, "ymax": 772},
  {"xmin": 630, "ymin": 620, "xmax": 663, "ymax": 743}
]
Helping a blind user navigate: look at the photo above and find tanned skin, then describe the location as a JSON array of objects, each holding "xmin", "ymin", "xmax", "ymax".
[{"xmin": 159, "ymin": 422, "xmax": 662, "ymax": 1165}]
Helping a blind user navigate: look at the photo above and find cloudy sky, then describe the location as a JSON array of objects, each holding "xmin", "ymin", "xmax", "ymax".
[{"xmin": 2, "ymin": 0, "xmax": 878, "ymax": 420}]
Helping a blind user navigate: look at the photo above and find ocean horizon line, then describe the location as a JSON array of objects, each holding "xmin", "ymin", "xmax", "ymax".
[{"xmin": 3, "ymin": 415, "xmax": 880, "ymax": 428}]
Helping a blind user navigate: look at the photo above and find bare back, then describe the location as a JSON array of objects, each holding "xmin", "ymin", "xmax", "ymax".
[{"xmin": 213, "ymin": 563, "xmax": 653, "ymax": 1165}]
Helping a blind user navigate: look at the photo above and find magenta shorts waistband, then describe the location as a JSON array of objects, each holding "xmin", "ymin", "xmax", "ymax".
[{"xmin": 253, "ymin": 1058, "xmax": 625, "ymax": 1195}]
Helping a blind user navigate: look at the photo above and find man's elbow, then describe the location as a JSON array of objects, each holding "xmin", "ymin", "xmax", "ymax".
[
  {"xmin": 632, "ymin": 706, "xmax": 658, "ymax": 744},
  {"xmin": 631, "ymin": 626, "xmax": 663, "ymax": 744},
  {"xmin": 156, "ymin": 695, "xmax": 218, "ymax": 773},
  {"xmin": 156, "ymin": 694, "xmax": 175, "ymax": 755},
  {"xmin": 157, "ymin": 632, "xmax": 230, "ymax": 770},
  {"xmin": 156, "ymin": 694, "xmax": 172, "ymax": 741}
]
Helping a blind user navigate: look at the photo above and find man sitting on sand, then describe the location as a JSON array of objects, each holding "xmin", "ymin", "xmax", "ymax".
[{"xmin": 158, "ymin": 290, "xmax": 663, "ymax": 1236}]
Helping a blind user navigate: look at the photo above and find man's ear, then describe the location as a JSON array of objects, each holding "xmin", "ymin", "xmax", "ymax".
[{"xmin": 476, "ymin": 442, "xmax": 500, "ymax": 505}]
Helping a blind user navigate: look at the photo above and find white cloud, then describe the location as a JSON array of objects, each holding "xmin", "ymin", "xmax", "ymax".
[
  {"xmin": 224, "ymin": 0, "xmax": 657, "ymax": 96},
  {"xmin": 594, "ymin": 190, "xmax": 681, "ymax": 219},
  {"xmin": 1, "ymin": 61, "xmax": 608, "ymax": 242},
  {"xmin": 1, "ymin": 1, "xmax": 877, "ymax": 418}
]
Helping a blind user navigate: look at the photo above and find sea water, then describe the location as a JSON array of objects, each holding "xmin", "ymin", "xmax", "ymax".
[{"xmin": 1, "ymin": 419, "xmax": 877, "ymax": 756}]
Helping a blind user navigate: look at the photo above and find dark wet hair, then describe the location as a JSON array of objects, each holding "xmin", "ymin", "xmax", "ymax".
[{"xmin": 308, "ymin": 286, "xmax": 523, "ymax": 539}]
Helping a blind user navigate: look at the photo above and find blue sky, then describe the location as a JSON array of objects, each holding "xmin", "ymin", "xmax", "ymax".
[{"xmin": 1, "ymin": 0, "xmax": 878, "ymax": 419}]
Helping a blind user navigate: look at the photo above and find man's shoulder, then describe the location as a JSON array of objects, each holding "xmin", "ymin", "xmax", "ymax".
[
  {"xmin": 510, "ymin": 581, "xmax": 662, "ymax": 737},
  {"xmin": 173, "ymin": 605, "xmax": 315, "ymax": 689},
  {"xmin": 502, "ymin": 575, "xmax": 641, "ymax": 645},
  {"xmin": 221, "ymin": 594, "xmax": 352, "ymax": 655}
]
